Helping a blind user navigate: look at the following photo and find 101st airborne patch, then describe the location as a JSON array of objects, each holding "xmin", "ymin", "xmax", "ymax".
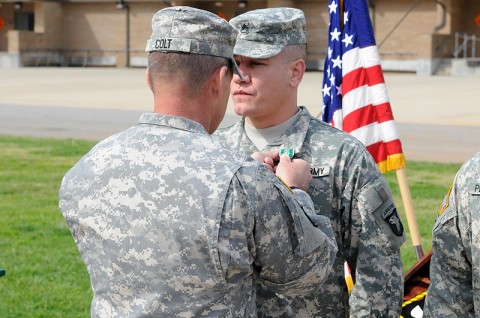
[{"xmin": 382, "ymin": 203, "xmax": 404, "ymax": 236}]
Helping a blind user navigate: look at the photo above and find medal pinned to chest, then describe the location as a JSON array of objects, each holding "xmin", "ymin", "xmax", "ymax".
[
  {"xmin": 279, "ymin": 148, "xmax": 295, "ymax": 158},
  {"xmin": 279, "ymin": 148, "xmax": 330, "ymax": 178}
]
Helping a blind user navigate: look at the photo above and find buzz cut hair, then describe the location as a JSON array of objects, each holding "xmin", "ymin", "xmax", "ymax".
[
  {"xmin": 282, "ymin": 44, "xmax": 308, "ymax": 63},
  {"xmin": 148, "ymin": 52, "xmax": 228, "ymax": 97}
]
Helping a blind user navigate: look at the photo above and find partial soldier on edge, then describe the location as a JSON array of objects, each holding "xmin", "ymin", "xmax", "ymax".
[{"xmin": 424, "ymin": 151, "xmax": 480, "ymax": 317}]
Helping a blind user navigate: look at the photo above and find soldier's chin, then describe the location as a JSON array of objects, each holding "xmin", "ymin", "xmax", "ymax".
[{"xmin": 233, "ymin": 102, "xmax": 255, "ymax": 118}]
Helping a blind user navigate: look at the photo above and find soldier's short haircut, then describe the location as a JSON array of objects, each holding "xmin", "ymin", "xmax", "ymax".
[
  {"xmin": 148, "ymin": 52, "xmax": 228, "ymax": 96},
  {"xmin": 282, "ymin": 44, "xmax": 308, "ymax": 63}
]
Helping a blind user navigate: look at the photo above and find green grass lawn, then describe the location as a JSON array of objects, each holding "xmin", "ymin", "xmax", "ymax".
[
  {"xmin": 0, "ymin": 135, "xmax": 462, "ymax": 316},
  {"xmin": 0, "ymin": 136, "xmax": 96, "ymax": 317}
]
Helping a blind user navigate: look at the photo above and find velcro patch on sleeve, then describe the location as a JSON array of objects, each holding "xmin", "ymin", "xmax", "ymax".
[
  {"xmin": 438, "ymin": 185, "xmax": 453, "ymax": 217},
  {"xmin": 382, "ymin": 203, "xmax": 404, "ymax": 237}
]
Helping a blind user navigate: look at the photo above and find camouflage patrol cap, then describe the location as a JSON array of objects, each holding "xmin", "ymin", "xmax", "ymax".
[
  {"xmin": 230, "ymin": 7, "xmax": 307, "ymax": 59},
  {"xmin": 145, "ymin": 6, "xmax": 243, "ymax": 78}
]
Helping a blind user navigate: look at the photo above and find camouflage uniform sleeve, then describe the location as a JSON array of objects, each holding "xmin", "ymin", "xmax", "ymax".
[
  {"xmin": 348, "ymin": 163, "xmax": 405, "ymax": 317},
  {"xmin": 423, "ymin": 186, "xmax": 474, "ymax": 317},
  {"xmin": 424, "ymin": 152, "xmax": 480, "ymax": 317},
  {"xmin": 234, "ymin": 162, "xmax": 337, "ymax": 298}
]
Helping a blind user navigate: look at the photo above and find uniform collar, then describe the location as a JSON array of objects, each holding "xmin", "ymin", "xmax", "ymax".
[
  {"xmin": 240, "ymin": 106, "xmax": 310, "ymax": 153},
  {"xmin": 216, "ymin": 106, "xmax": 312, "ymax": 155},
  {"xmin": 271, "ymin": 106, "xmax": 311, "ymax": 153},
  {"xmin": 138, "ymin": 112, "xmax": 209, "ymax": 135}
]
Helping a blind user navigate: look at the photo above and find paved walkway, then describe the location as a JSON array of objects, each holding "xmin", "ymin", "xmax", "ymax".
[{"xmin": 0, "ymin": 67, "xmax": 478, "ymax": 163}]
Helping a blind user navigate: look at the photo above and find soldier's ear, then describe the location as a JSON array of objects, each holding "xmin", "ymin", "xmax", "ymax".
[
  {"xmin": 146, "ymin": 68, "xmax": 153, "ymax": 92},
  {"xmin": 290, "ymin": 59, "xmax": 305, "ymax": 88},
  {"xmin": 209, "ymin": 65, "xmax": 227, "ymax": 95}
]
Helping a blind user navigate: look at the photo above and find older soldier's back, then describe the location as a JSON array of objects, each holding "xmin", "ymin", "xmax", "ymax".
[{"xmin": 59, "ymin": 6, "xmax": 337, "ymax": 317}]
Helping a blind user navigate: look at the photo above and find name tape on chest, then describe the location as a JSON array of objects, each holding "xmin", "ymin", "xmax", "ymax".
[
  {"xmin": 472, "ymin": 183, "xmax": 480, "ymax": 195},
  {"xmin": 311, "ymin": 166, "xmax": 330, "ymax": 177}
]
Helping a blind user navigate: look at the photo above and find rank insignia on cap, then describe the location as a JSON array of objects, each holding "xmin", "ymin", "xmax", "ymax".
[
  {"xmin": 438, "ymin": 185, "xmax": 452, "ymax": 216},
  {"xmin": 240, "ymin": 22, "xmax": 249, "ymax": 34},
  {"xmin": 382, "ymin": 203, "xmax": 404, "ymax": 236},
  {"xmin": 280, "ymin": 148, "xmax": 295, "ymax": 158}
]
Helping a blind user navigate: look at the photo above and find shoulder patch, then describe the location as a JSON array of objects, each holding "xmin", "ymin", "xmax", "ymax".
[
  {"xmin": 382, "ymin": 203, "xmax": 404, "ymax": 236},
  {"xmin": 438, "ymin": 185, "xmax": 453, "ymax": 216}
]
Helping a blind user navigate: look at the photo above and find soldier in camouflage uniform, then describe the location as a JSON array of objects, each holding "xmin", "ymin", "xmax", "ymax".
[
  {"xmin": 59, "ymin": 6, "xmax": 338, "ymax": 318},
  {"xmin": 423, "ymin": 151, "xmax": 480, "ymax": 317},
  {"xmin": 214, "ymin": 8, "xmax": 405, "ymax": 317}
]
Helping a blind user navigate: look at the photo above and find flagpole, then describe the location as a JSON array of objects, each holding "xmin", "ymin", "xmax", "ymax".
[
  {"xmin": 339, "ymin": 0, "xmax": 344, "ymax": 26},
  {"xmin": 396, "ymin": 168, "xmax": 424, "ymax": 260}
]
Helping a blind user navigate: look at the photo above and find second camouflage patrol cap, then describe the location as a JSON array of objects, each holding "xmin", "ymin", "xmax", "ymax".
[
  {"xmin": 145, "ymin": 6, "xmax": 243, "ymax": 78},
  {"xmin": 230, "ymin": 7, "xmax": 307, "ymax": 59}
]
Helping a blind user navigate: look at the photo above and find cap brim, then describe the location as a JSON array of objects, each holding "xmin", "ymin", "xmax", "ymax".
[{"xmin": 233, "ymin": 39, "xmax": 285, "ymax": 59}]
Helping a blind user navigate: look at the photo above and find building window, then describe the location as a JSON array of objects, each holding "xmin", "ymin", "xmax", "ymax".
[{"xmin": 15, "ymin": 12, "xmax": 34, "ymax": 31}]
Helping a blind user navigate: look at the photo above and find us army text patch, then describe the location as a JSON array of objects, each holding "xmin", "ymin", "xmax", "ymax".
[{"xmin": 311, "ymin": 166, "xmax": 330, "ymax": 177}]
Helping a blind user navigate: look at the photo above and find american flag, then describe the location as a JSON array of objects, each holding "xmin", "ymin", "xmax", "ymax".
[{"xmin": 322, "ymin": 0, "xmax": 405, "ymax": 173}]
